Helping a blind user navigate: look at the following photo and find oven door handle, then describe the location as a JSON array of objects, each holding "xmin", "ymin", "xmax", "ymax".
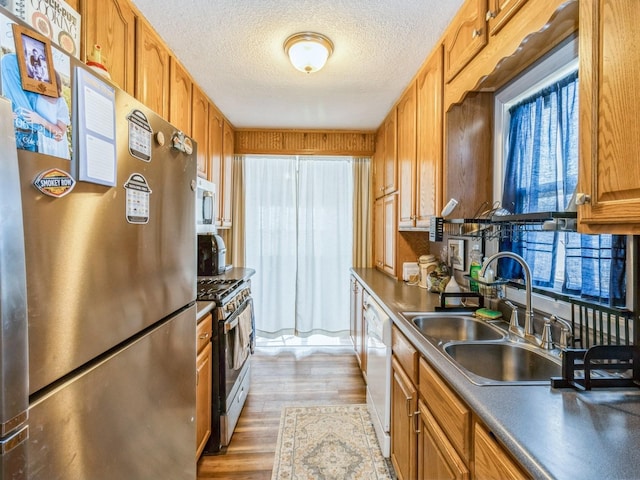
[
  {"xmin": 223, "ymin": 298, "xmax": 252, "ymax": 333},
  {"xmin": 224, "ymin": 317, "xmax": 239, "ymax": 333}
]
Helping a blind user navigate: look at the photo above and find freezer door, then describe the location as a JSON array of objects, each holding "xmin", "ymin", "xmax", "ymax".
[
  {"xmin": 20, "ymin": 90, "xmax": 197, "ymax": 394},
  {"xmin": 0, "ymin": 97, "xmax": 29, "ymax": 474},
  {"xmin": 28, "ymin": 304, "xmax": 197, "ymax": 480}
]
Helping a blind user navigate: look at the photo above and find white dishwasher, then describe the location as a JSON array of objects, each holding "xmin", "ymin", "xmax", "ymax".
[{"xmin": 363, "ymin": 294, "xmax": 392, "ymax": 457}]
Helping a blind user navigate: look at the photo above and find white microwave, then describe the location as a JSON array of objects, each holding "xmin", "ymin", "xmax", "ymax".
[{"xmin": 196, "ymin": 177, "xmax": 217, "ymax": 234}]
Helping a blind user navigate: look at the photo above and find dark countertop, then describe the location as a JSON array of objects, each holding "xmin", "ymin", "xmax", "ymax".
[
  {"xmin": 196, "ymin": 267, "xmax": 256, "ymax": 320},
  {"xmin": 352, "ymin": 267, "xmax": 640, "ymax": 480}
]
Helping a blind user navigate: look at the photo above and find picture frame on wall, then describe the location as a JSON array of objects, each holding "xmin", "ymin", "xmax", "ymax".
[
  {"xmin": 448, "ymin": 238, "xmax": 465, "ymax": 271},
  {"xmin": 12, "ymin": 23, "xmax": 59, "ymax": 98}
]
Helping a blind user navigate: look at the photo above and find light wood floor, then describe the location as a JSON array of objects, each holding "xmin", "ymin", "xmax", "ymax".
[{"xmin": 196, "ymin": 346, "xmax": 366, "ymax": 479}]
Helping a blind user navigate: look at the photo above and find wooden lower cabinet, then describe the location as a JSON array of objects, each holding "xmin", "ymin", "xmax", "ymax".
[
  {"xmin": 418, "ymin": 400, "xmax": 469, "ymax": 480},
  {"xmin": 391, "ymin": 355, "xmax": 418, "ymax": 480},
  {"xmin": 390, "ymin": 327, "xmax": 528, "ymax": 479},
  {"xmin": 196, "ymin": 313, "xmax": 213, "ymax": 459},
  {"xmin": 474, "ymin": 422, "xmax": 528, "ymax": 480}
]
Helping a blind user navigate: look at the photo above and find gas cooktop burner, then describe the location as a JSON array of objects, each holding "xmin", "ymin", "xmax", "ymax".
[{"xmin": 197, "ymin": 277, "xmax": 243, "ymax": 302}]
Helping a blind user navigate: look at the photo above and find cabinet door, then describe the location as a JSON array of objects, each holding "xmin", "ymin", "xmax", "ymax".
[
  {"xmin": 416, "ymin": 46, "xmax": 444, "ymax": 228},
  {"xmin": 383, "ymin": 194, "xmax": 397, "ymax": 276},
  {"xmin": 196, "ymin": 342, "xmax": 212, "ymax": 458},
  {"xmin": 219, "ymin": 121, "xmax": 234, "ymax": 228},
  {"xmin": 192, "ymin": 85, "xmax": 209, "ymax": 179},
  {"xmin": 135, "ymin": 18, "xmax": 170, "ymax": 119},
  {"xmin": 374, "ymin": 126, "xmax": 386, "ymax": 199},
  {"xmin": 397, "ymin": 83, "xmax": 417, "ymax": 229},
  {"xmin": 384, "ymin": 110, "xmax": 398, "ymax": 195},
  {"xmin": 486, "ymin": 0, "xmax": 528, "ymax": 36},
  {"xmin": 350, "ymin": 276, "xmax": 364, "ymax": 372},
  {"xmin": 169, "ymin": 58, "xmax": 192, "ymax": 135},
  {"xmin": 418, "ymin": 401, "xmax": 469, "ymax": 480},
  {"xmin": 474, "ymin": 423, "xmax": 527, "ymax": 479},
  {"xmin": 391, "ymin": 356, "xmax": 417, "ymax": 480},
  {"xmin": 443, "ymin": 0, "xmax": 488, "ymax": 82},
  {"xmin": 577, "ymin": 0, "xmax": 640, "ymax": 234},
  {"xmin": 80, "ymin": 0, "xmax": 136, "ymax": 94},
  {"xmin": 208, "ymin": 104, "xmax": 224, "ymax": 186},
  {"xmin": 374, "ymin": 198, "xmax": 385, "ymax": 270}
]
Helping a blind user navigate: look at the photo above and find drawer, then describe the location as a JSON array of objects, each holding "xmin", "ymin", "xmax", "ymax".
[
  {"xmin": 419, "ymin": 357, "xmax": 471, "ymax": 462},
  {"xmin": 392, "ymin": 325, "xmax": 418, "ymax": 384},
  {"xmin": 196, "ymin": 313, "xmax": 213, "ymax": 353}
]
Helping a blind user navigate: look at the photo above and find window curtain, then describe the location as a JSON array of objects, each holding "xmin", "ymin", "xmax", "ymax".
[
  {"xmin": 352, "ymin": 157, "xmax": 372, "ymax": 268},
  {"xmin": 501, "ymin": 71, "xmax": 626, "ymax": 305},
  {"xmin": 228, "ymin": 155, "xmax": 246, "ymax": 267},
  {"xmin": 244, "ymin": 155, "xmax": 354, "ymax": 337}
]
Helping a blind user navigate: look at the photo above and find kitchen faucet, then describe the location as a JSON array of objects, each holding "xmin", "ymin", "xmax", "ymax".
[{"xmin": 481, "ymin": 252, "xmax": 536, "ymax": 343}]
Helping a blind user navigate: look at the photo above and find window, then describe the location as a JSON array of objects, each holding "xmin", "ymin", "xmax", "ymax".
[
  {"xmin": 243, "ymin": 155, "xmax": 354, "ymax": 340},
  {"xmin": 495, "ymin": 39, "xmax": 626, "ymax": 306}
]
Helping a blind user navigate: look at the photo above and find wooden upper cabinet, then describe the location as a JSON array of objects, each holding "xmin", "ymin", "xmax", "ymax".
[
  {"xmin": 80, "ymin": 0, "xmax": 136, "ymax": 95},
  {"xmin": 219, "ymin": 121, "xmax": 234, "ymax": 228},
  {"xmin": 192, "ymin": 85, "xmax": 209, "ymax": 179},
  {"xmin": 397, "ymin": 83, "xmax": 417, "ymax": 229},
  {"xmin": 208, "ymin": 105, "xmax": 224, "ymax": 185},
  {"xmin": 416, "ymin": 46, "xmax": 444, "ymax": 227},
  {"xmin": 169, "ymin": 58, "xmax": 192, "ymax": 135},
  {"xmin": 384, "ymin": 110, "xmax": 398, "ymax": 195},
  {"xmin": 486, "ymin": 0, "xmax": 528, "ymax": 36},
  {"xmin": 373, "ymin": 126, "xmax": 386, "ymax": 199},
  {"xmin": 443, "ymin": 0, "xmax": 488, "ymax": 83},
  {"xmin": 577, "ymin": 0, "xmax": 640, "ymax": 234},
  {"xmin": 135, "ymin": 18, "xmax": 170, "ymax": 119},
  {"xmin": 373, "ymin": 197, "xmax": 385, "ymax": 270}
]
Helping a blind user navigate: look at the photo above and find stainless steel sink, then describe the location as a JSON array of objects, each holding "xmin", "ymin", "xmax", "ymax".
[
  {"xmin": 406, "ymin": 313, "xmax": 505, "ymax": 342},
  {"xmin": 443, "ymin": 342, "xmax": 561, "ymax": 385}
]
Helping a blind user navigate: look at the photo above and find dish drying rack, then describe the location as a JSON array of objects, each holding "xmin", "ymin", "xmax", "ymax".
[
  {"xmin": 550, "ymin": 345, "xmax": 640, "ymax": 390},
  {"xmin": 432, "ymin": 211, "xmax": 578, "ymax": 241}
]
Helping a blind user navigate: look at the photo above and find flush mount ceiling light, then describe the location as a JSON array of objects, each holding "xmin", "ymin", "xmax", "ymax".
[{"xmin": 284, "ymin": 32, "xmax": 334, "ymax": 74}]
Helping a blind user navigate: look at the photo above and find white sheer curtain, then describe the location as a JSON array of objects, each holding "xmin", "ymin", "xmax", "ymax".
[{"xmin": 244, "ymin": 155, "xmax": 353, "ymax": 338}]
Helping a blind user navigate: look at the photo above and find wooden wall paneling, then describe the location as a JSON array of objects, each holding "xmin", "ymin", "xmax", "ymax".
[
  {"xmin": 135, "ymin": 18, "xmax": 170, "ymax": 119},
  {"xmin": 444, "ymin": 92, "xmax": 493, "ymax": 219},
  {"xmin": 80, "ymin": 0, "xmax": 136, "ymax": 94},
  {"xmin": 234, "ymin": 130, "xmax": 375, "ymax": 156},
  {"xmin": 169, "ymin": 57, "xmax": 192, "ymax": 135}
]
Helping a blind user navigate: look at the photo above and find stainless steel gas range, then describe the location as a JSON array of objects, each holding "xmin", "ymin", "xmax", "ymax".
[{"xmin": 198, "ymin": 272, "xmax": 255, "ymax": 453}]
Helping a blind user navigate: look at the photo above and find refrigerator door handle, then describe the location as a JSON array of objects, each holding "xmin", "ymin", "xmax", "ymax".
[
  {"xmin": 0, "ymin": 97, "xmax": 29, "ymax": 451},
  {"xmin": 0, "ymin": 423, "xmax": 28, "ymax": 455}
]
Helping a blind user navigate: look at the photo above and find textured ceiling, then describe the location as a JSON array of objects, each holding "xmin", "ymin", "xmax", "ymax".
[{"xmin": 129, "ymin": 0, "xmax": 464, "ymax": 130}]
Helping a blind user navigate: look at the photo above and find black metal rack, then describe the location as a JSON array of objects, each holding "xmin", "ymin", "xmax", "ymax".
[{"xmin": 550, "ymin": 345, "xmax": 640, "ymax": 390}]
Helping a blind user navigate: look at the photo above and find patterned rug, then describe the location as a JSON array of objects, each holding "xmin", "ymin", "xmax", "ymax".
[{"xmin": 271, "ymin": 404, "xmax": 393, "ymax": 480}]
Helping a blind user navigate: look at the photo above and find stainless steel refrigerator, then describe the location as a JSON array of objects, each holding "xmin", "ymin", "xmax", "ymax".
[{"xmin": 0, "ymin": 75, "xmax": 197, "ymax": 478}]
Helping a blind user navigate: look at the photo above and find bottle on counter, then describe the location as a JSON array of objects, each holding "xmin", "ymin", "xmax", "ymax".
[{"xmin": 469, "ymin": 244, "xmax": 483, "ymax": 292}]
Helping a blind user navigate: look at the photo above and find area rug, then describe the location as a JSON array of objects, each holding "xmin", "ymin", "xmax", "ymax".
[{"xmin": 271, "ymin": 404, "xmax": 393, "ymax": 480}]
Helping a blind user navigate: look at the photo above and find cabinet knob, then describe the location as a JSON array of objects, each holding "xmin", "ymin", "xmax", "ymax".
[
  {"xmin": 472, "ymin": 28, "xmax": 482, "ymax": 39},
  {"xmin": 574, "ymin": 193, "xmax": 592, "ymax": 205},
  {"xmin": 486, "ymin": 10, "xmax": 496, "ymax": 21}
]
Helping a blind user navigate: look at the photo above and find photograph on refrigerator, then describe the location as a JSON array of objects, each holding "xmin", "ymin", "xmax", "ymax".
[{"xmin": 0, "ymin": 11, "xmax": 72, "ymax": 159}]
